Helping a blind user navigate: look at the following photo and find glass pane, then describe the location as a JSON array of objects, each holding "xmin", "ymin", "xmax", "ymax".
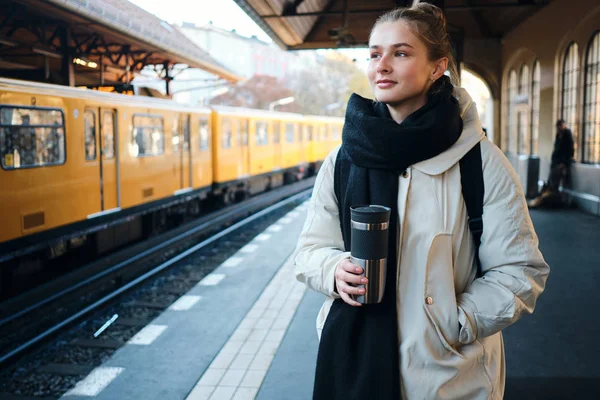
[
  {"xmin": 172, "ymin": 116, "xmax": 179, "ymax": 153},
  {"xmin": 102, "ymin": 111, "xmax": 115, "ymax": 159},
  {"xmin": 285, "ymin": 123, "xmax": 294, "ymax": 143},
  {"xmin": 199, "ymin": 118, "xmax": 210, "ymax": 150},
  {"xmin": 583, "ymin": 34, "xmax": 600, "ymax": 163},
  {"xmin": 561, "ymin": 43, "xmax": 580, "ymax": 158},
  {"xmin": 256, "ymin": 121, "xmax": 268, "ymax": 146},
  {"xmin": 222, "ymin": 119, "xmax": 231, "ymax": 149},
  {"xmin": 132, "ymin": 114, "xmax": 165, "ymax": 157},
  {"xmin": 0, "ymin": 106, "xmax": 66, "ymax": 169},
  {"xmin": 85, "ymin": 110, "xmax": 97, "ymax": 161},
  {"xmin": 183, "ymin": 115, "xmax": 190, "ymax": 151}
]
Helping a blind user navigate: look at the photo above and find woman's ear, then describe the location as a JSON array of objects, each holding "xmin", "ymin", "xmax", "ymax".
[{"xmin": 432, "ymin": 57, "xmax": 449, "ymax": 81}]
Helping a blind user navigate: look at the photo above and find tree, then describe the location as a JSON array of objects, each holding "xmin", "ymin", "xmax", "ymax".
[
  {"xmin": 287, "ymin": 51, "xmax": 371, "ymax": 116},
  {"xmin": 210, "ymin": 74, "xmax": 297, "ymax": 111}
]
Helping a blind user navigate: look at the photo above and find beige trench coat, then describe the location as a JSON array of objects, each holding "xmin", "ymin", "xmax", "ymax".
[{"xmin": 293, "ymin": 89, "xmax": 550, "ymax": 400}]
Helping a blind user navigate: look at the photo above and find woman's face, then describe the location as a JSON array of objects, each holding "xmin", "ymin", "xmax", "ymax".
[{"xmin": 367, "ymin": 21, "xmax": 438, "ymax": 106}]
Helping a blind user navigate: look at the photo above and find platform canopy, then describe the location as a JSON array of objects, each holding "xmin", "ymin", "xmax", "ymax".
[
  {"xmin": 0, "ymin": 0, "xmax": 243, "ymax": 90},
  {"xmin": 233, "ymin": 0, "xmax": 553, "ymax": 50}
]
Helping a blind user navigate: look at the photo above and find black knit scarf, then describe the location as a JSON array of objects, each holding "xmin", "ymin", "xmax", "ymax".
[{"xmin": 313, "ymin": 76, "xmax": 463, "ymax": 400}]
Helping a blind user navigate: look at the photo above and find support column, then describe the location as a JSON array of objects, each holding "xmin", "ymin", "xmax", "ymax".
[
  {"xmin": 450, "ymin": 32, "xmax": 464, "ymax": 82},
  {"xmin": 126, "ymin": 52, "xmax": 131, "ymax": 85},
  {"xmin": 59, "ymin": 26, "xmax": 74, "ymax": 86},
  {"xmin": 44, "ymin": 55, "xmax": 50, "ymax": 80},
  {"xmin": 163, "ymin": 61, "xmax": 172, "ymax": 96},
  {"xmin": 100, "ymin": 54, "xmax": 105, "ymax": 85}
]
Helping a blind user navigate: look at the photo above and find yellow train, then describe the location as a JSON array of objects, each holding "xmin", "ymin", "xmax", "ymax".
[{"xmin": 0, "ymin": 78, "xmax": 342, "ymax": 261}]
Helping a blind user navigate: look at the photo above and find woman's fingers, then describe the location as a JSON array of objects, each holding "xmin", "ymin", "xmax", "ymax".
[
  {"xmin": 337, "ymin": 279, "xmax": 366, "ymax": 296},
  {"xmin": 339, "ymin": 288, "xmax": 363, "ymax": 307},
  {"xmin": 335, "ymin": 258, "xmax": 368, "ymax": 307}
]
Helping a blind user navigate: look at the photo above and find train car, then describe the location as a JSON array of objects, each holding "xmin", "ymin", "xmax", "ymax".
[
  {"xmin": 305, "ymin": 115, "xmax": 343, "ymax": 174},
  {"xmin": 0, "ymin": 78, "xmax": 212, "ymax": 256},
  {"xmin": 210, "ymin": 106, "xmax": 307, "ymax": 203}
]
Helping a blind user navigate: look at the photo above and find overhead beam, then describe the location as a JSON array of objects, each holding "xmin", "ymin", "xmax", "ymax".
[
  {"xmin": 465, "ymin": 0, "xmax": 493, "ymax": 37},
  {"xmin": 261, "ymin": 2, "xmax": 543, "ymax": 18}
]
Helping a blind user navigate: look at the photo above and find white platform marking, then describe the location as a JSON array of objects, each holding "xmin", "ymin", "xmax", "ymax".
[
  {"xmin": 222, "ymin": 257, "xmax": 244, "ymax": 268},
  {"xmin": 127, "ymin": 324, "xmax": 168, "ymax": 345},
  {"xmin": 254, "ymin": 233, "xmax": 271, "ymax": 242},
  {"xmin": 199, "ymin": 273, "xmax": 226, "ymax": 286},
  {"xmin": 240, "ymin": 244, "xmax": 258, "ymax": 253},
  {"xmin": 266, "ymin": 224, "xmax": 282, "ymax": 232},
  {"xmin": 63, "ymin": 366, "xmax": 124, "ymax": 396},
  {"xmin": 169, "ymin": 295, "xmax": 202, "ymax": 311},
  {"xmin": 278, "ymin": 217, "xmax": 292, "ymax": 224},
  {"xmin": 186, "ymin": 257, "xmax": 307, "ymax": 400},
  {"xmin": 286, "ymin": 211, "xmax": 299, "ymax": 218}
]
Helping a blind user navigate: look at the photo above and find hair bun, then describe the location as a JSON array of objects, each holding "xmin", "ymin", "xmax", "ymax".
[{"xmin": 413, "ymin": 2, "xmax": 447, "ymax": 31}]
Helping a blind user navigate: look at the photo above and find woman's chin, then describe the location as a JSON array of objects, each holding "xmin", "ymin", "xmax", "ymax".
[{"xmin": 374, "ymin": 93, "xmax": 404, "ymax": 105}]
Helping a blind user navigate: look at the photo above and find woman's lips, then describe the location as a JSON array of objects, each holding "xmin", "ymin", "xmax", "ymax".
[{"xmin": 376, "ymin": 80, "xmax": 397, "ymax": 89}]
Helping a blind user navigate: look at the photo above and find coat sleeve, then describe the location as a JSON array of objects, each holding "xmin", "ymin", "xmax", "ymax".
[
  {"xmin": 293, "ymin": 147, "xmax": 350, "ymax": 298},
  {"xmin": 456, "ymin": 140, "xmax": 550, "ymax": 344}
]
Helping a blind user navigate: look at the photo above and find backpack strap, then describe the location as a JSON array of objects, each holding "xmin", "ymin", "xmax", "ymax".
[{"xmin": 459, "ymin": 142, "xmax": 485, "ymax": 278}]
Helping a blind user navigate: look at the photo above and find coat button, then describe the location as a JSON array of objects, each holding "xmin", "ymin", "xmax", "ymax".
[
  {"xmin": 425, "ymin": 296, "xmax": 434, "ymax": 305},
  {"xmin": 402, "ymin": 170, "xmax": 409, "ymax": 178}
]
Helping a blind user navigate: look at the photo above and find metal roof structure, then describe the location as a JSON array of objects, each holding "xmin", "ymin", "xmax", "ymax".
[
  {"xmin": 0, "ymin": 0, "xmax": 243, "ymax": 91},
  {"xmin": 233, "ymin": 0, "xmax": 553, "ymax": 50}
]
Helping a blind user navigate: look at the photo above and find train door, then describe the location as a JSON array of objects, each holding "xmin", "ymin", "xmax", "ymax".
[
  {"xmin": 239, "ymin": 119, "xmax": 250, "ymax": 177},
  {"xmin": 99, "ymin": 108, "xmax": 119, "ymax": 211},
  {"xmin": 181, "ymin": 114, "xmax": 192, "ymax": 189}
]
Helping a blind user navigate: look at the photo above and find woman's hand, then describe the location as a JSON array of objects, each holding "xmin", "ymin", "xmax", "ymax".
[{"xmin": 334, "ymin": 258, "xmax": 368, "ymax": 306}]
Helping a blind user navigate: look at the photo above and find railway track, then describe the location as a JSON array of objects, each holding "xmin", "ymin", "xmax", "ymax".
[{"xmin": 0, "ymin": 179, "xmax": 313, "ymax": 398}]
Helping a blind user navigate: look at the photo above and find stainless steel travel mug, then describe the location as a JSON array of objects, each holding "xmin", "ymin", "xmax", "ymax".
[{"xmin": 349, "ymin": 205, "xmax": 391, "ymax": 304}]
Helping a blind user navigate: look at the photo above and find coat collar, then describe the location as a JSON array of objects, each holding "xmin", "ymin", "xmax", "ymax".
[{"xmin": 412, "ymin": 88, "xmax": 485, "ymax": 176}]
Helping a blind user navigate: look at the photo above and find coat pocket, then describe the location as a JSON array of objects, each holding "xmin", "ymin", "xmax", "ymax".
[{"xmin": 423, "ymin": 233, "xmax": 463, "ymax": 359}]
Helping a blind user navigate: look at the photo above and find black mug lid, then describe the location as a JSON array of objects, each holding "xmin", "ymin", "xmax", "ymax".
[{"xmin": 350, "ymin": 204, "xmax": 391, "ymax": 224}]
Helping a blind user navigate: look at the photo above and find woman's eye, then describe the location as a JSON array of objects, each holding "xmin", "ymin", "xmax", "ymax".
[
  {"xmin": 395, "ymin": 52, "xmax": 406, "ymax": 57},
  {"xmin": 370, "ymin": 53, "xmax": 380, "ymax": 59}
]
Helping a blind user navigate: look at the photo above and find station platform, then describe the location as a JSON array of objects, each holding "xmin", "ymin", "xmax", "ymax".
[{"xmin": 60, "ymin": 201, "xmax": 600, "ymax": 400}]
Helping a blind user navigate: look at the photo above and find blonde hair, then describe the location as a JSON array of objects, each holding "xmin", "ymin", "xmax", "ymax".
[{"xmin": 371, "ymin": 3, "xmax": 459, "ymax": 91}]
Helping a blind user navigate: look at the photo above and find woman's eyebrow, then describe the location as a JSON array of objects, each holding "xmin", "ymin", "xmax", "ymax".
[{"xmin": 369, "ymin": 43, "xmax": 414, "ymax": 50}]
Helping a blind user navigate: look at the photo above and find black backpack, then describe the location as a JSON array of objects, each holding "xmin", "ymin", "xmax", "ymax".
[{"xmin": 334, "ymin": 142, "xmax": 484, "ymax": 278}]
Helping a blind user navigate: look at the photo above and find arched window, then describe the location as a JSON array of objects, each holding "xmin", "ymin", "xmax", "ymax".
[
  {"xmin": 506, "ymin": 70, "xmax": 518, "ymax": 153},
  {"xmin": 518, "ymin": 64, "xmax": 530, "ymax": 154},
  {"xmin": 561, "ymin": 42, "xmax": 580, "ymax": 158},
  {"xmin": 583, "ymin": 32, "xmax": 600, "ymax": 164},
  {"xmin": 530, "ymin": 60, "xmax": 541, "ymax": 155}
]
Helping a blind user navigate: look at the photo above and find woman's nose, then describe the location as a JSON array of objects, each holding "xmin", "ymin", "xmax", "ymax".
[{"xmin": 377, "ymin": 56, "xmax": 392, "ymax": 74}]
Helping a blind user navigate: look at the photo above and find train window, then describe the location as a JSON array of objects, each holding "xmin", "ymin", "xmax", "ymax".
[
  {"xmin": 285, "ymin": 123, "xmax": 294, "ymax": 143},
  {"xmin": 131, "ymin": 114, "xmax": 165, "ymax": 157},
  {"xmin": 102, "ymin": 111, "xmax": 115, "ymax": 159},
  {"xmin": 0, "ymin": 106, "xmax": 66, "ymax": 169},
  {"xmin": 199, "ymin": 118, "xmax": 210, "ymax": 150},
  {"xmin": 182, "ymin": 115, "xmax": 191, "ymax": 152},
  {"xmin": 305, "ymin": 125, "xmax": 313, "ymax": 141},
  {"xmin": 256, "ymin": 121, "xmax": 268, "ymax": 146},
  {"xmin": 323, "ymin": 126, "xmax": 329, "ymax": 141},
  {"xmin": 172, "ymin": 116, "xmax": 180, "ymax": 153},
  {"xmin": 239, "ymin": 119, "xmax": 249, "ymax": 146},
  {"xmin": 273, "ymin": 122, "xmax": 281, "ymax": 144},
  {"xmin": 84, "ymin": 110, "xmax": 97, "ymax": 161},
  {"xmin": 222, "ymin": 119, "xmax": 232, "ymax": 149}
]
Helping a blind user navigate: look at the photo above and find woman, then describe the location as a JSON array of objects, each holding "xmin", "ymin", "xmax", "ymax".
[{"xmin": 294, "ymin": 4, "xmax": 549, "ymax": 400}]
